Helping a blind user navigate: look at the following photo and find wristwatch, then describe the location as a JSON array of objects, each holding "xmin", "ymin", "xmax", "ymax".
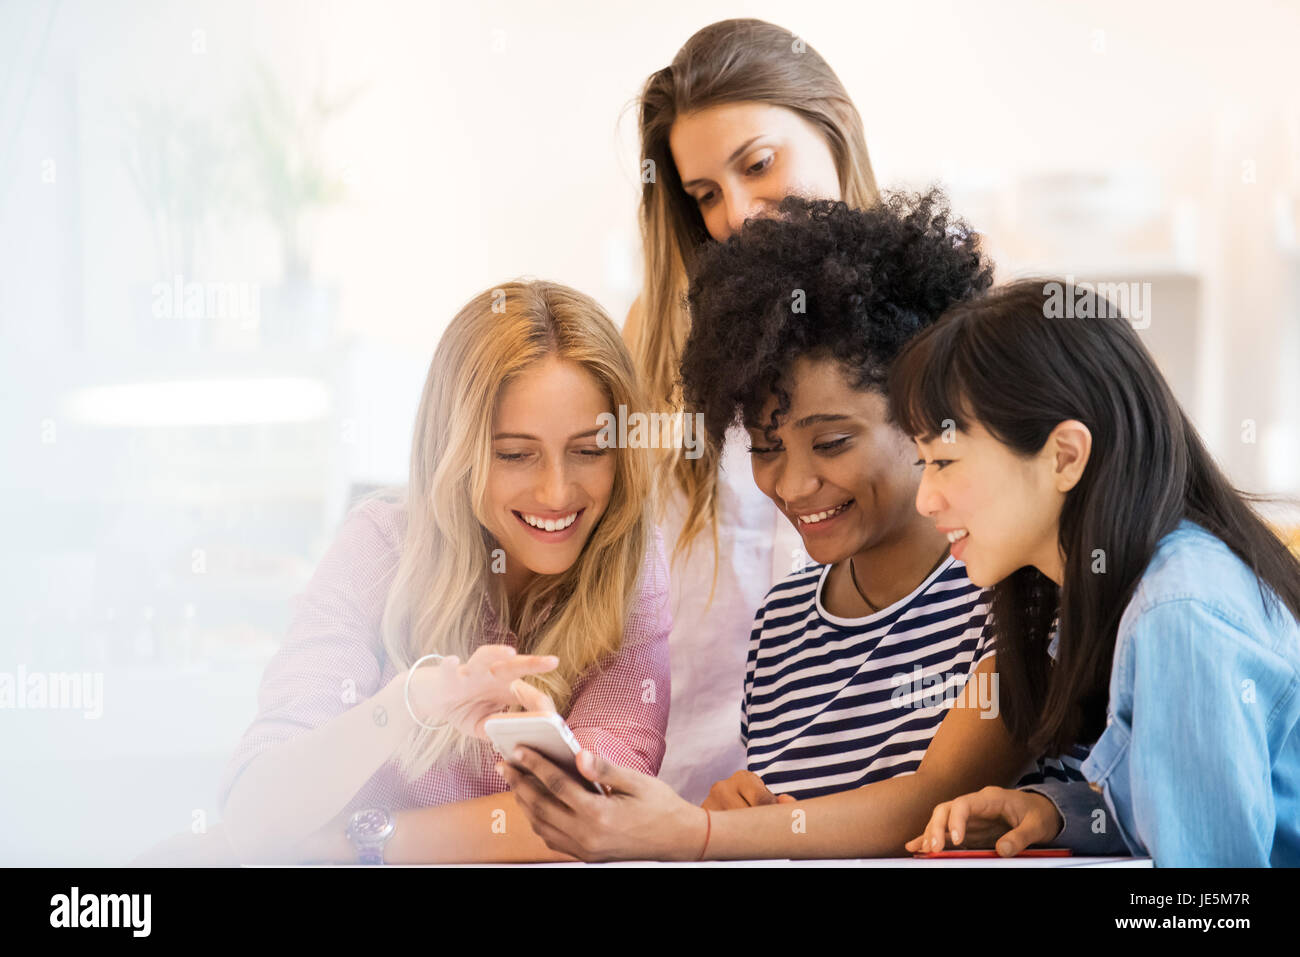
[{"xmin": 345, "ymin": 807, "xmax": 395, "ymax": 864}]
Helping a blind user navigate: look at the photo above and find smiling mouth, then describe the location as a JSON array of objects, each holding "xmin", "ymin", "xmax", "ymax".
[
  {"xmin": 795, "ymin": 499, "xmax": 854, "ymax": 525},
  {"xmin": 946, "ymin": 528, "xmax": 968, "ymax": 543},
  {"xmin": 512, "ymin": 509, "xmax": 582, "ymax": 533}
]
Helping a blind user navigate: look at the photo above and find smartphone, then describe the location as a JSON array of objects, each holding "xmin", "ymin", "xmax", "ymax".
[{"xmin": 485, "ymin": 711, "xmax": 605, "ymax": 795}]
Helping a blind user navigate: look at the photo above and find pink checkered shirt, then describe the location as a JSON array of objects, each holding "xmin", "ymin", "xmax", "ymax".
[{"xmin": 217, "ymin": 498, "xmax": 671, "ymax": 816}]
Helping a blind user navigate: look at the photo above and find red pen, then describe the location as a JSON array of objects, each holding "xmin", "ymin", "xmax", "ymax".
[{"xmin": 913, "ymin": 848, "xmax": 1073, "ymax": 858}]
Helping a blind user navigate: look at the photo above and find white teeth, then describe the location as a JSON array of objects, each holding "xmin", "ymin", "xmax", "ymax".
[
  {"xmin": 946, "ymin": 529, "xmax": 969, "ymax": 543},
  {"xmin": 798, "ymin": 501, "xmax": 852, "ymax": 525},
  {"xmin": 521, "ymin": 511, "xmax": 577, "ymax": 531}
]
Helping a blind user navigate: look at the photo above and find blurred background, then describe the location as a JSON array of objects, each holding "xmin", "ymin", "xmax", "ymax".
[{"xmin": 1, "ymin": 0, "xmax": 1297, "ymax": 865}]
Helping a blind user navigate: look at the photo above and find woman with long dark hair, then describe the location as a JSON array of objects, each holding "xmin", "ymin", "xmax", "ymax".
[{"xmin": 889, "ymin": 279, "xmax": 1300, "ymax": 866}]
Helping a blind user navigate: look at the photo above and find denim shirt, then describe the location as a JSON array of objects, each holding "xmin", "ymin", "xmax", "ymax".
[
  {"xmin": 1018, "ymin": 630, "xmax": 1131, "ymax": 856},
  {"xmin": 1033, "ymin": 520, "xmax": 1300, "ymax": 866}
]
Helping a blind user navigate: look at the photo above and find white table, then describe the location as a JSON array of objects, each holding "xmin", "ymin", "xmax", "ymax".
[{"xmin": 424, "ymin": 856, "xmax": 1151, "ymax": 868}]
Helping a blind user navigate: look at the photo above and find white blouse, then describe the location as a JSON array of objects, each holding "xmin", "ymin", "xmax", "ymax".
[{"xmin": 655, "ymin": 426, "xmax": 804, "ymax": 803}]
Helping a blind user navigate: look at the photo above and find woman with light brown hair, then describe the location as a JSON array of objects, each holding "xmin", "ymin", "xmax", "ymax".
[{"xmin": 624, "ymin": 18, "xmax": 881, "ymax": 801}]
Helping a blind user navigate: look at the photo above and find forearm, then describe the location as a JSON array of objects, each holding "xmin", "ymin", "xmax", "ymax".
[
  {"xmin": 705, "ymin": 769, "xmax": 972, "ymax": 860},
  {"xmin": 223, "ymin": 676, "xmax": 413, "ymax": 861},
  {"xmin": 291, "ymin": 792, "xmax": 577, "ymax": 864},
  {"xmin": 707, "ymin": 661, "xmax": 1027, "ymax": 860}
]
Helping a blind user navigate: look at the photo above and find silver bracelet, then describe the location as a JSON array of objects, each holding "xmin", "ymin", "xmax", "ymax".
[{"xmin": 404, "ymin": 653, "xmax": 449, "ymax": 730}]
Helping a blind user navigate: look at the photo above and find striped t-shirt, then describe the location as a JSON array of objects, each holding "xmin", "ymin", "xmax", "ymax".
[{"xmin": 742, "ymin": 555, "xmax": 995, "ymax": 799}]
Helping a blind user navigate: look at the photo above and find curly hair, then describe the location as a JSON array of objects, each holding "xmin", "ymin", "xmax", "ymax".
[{"xmin": 680, "ymin": 188, "xmax": 994, "ymax": 447}]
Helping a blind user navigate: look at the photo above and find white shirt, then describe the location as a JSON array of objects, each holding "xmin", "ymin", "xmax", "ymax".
[{"xmin": 655, "ymin": 426, "xmax": 801, "ymax": 803}]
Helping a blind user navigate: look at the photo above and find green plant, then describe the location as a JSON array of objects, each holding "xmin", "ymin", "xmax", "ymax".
[{"xmin": 239, "ymin": 61, "xmax": 364, "ymax": 281}]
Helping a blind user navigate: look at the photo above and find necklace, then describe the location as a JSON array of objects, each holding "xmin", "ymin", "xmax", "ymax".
[
  {"xmin": 849, "ymin": 548, "xmax": 949, "ymax": 615},
  {"xmin": 847, "ymin": 557, "xmax": 880, "ymax": 613}
]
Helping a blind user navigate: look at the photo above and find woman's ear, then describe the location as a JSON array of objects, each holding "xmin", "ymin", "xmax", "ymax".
[{"xmin": 1048, "ymin": 419, "xmax": 1092, "ymax": 493}]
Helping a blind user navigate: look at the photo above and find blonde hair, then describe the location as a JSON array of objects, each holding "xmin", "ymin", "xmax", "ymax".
[
  {"xmin": 379, "ymin": 280, "xmax": 653, "ymax": 780},
  {"xmin": 624, "ymin": 18, "xmax": 880, "ymax": 579}
]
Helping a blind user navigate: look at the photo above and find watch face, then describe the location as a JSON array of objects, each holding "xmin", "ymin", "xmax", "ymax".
[{"xmin": 350, "ymin": 808, "xmax": 393, "ymax": 841}]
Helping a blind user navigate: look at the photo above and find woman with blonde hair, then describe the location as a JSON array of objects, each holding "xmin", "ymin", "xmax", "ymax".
[
  {"xmin": 217, "ymin": 279, "xmax": 670, "ymax": 864},
  {"xmin": 624, "ymin": 17, "xmax": 880, "ymax": 801}
]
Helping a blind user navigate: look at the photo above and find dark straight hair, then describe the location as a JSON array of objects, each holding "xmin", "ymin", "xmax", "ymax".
[{"xmin": 887, "ymin": 279, "xmax": 1300, "ymax": 756}]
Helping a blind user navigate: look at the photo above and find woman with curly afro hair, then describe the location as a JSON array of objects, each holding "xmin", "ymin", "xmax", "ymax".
[{"xmin": 499, "ymin": 191, "xmax": 1095, "ymax": 862}]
